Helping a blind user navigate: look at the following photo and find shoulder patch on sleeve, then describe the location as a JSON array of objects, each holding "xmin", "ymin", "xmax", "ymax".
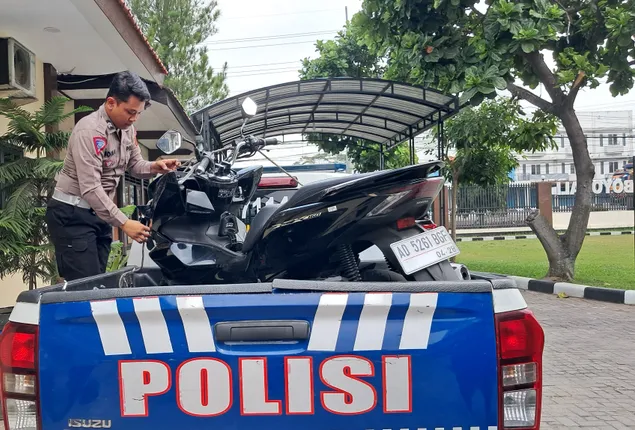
[{"xmin": 93, "ymin": 136, "xmax": 107, "ymax": 155}]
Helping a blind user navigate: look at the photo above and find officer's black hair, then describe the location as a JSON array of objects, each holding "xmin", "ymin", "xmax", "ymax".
[{"xmin": 107, "ymin": 71, "xmax": 152, "ymax": 107}]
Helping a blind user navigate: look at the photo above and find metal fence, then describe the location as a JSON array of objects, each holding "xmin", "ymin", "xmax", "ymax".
[
  {"xmin": 552, "ymin": 192, "xmax": 634, "ymax": 212},
  {"xmin": 449, "ymin": 184, "xmax": 537, "ymax": 229},
  {"xmin": 450, "ymin": 182, "xmax": 634, "ymax": 229}
]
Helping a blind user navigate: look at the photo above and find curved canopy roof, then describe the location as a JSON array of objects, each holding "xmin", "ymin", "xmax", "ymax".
[{"xmin": 191, "ymin": 78, "xmax": 459, "ymax": 151}]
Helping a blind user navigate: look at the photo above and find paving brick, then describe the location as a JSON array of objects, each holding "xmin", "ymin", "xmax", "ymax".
[{"xmin": 522, "ymin": 291, "xmax": 635, "ymax": 429}]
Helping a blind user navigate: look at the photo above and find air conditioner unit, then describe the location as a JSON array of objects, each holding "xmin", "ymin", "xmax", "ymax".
[{"xmin": 0, "ymin": 37, "xmax": 37, "ymax": 103}]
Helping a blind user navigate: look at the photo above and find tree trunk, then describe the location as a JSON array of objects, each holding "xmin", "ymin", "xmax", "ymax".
[
  {"xmin": 526, "ymin": 106, "xmax": 595, "ymax": 281},
  {"xmin": 450, "ymin": 176, "xmax": 459, "ymax": 263},
  {"xmin": 451, "ymin": 176, "xmax": 458, "ymax": 243},
  {"xmin": 29, "ymin": 250, "xmax": 37, "ymax": 290}
]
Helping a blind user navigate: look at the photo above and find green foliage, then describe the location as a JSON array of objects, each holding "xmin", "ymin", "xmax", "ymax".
[
  {"xmin": 119, "ymin": 205, "xmax": 137, "ymax": 218},
  {"xmin": 106, "ymin": 241, "xmax": 129, "ymax": 272},
  {"xmin": 300, "ymin": 24, "xmax": 415, "ymax": 172},
  {"xmin": 440, "ymin": 97, "xmax": 558, "ymax": 186},
  {"xmin": 354, "ymin": 0, "xmax": 635, "ymax": 102},
  {"xmin": 305, "ymin": 133, "xmax": 414, "ymax": 173},
  {"xmin": 105, "ymin": 205, "xmax": 137, "ymax": 272},
  {"xmin": 126, "ymin": 0, "xmax": 229, "ymax": 112},
  {"xmin": 0, "ymin": 96, "xmax": 93, "ymax": 289},
  {"xmin": 300, "ymin": 24, "xmax": 385, "ymax": 80},
  {"xmin": 439, "ymin": 97, "xmax": 557, "ymax": 243},
  {"xmin": 352, "ymin": 0, "xmax": 635, "ymax": 279}
]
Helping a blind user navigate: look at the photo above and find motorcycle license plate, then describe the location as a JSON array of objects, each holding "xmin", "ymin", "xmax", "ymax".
[{"xmin": 389, "ymin": 226, "xmax": 460, "ymax": 275}]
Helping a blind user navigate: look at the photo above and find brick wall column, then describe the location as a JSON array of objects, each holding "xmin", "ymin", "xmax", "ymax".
[{"xmin": 536, "ymin": 181, "xmax": 554, "ymax": 226}]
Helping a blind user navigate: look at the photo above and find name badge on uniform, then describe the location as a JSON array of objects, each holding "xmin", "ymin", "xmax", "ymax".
[{"xmin": 93, "ymin": 136, "xmax": 107, "ymax": 155}]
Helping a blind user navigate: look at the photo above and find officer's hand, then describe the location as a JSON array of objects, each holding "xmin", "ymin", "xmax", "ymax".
[
  {"xmin": 122, "ymin": 220, "xmax": 151, "ymax": 243},
  {"xmin": 151, "ymin": 159, "xmax": 181, "ymax": 174}
]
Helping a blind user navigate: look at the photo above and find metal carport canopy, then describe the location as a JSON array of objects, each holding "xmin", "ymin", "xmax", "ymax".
[{"xmin": 191, "ymin": 78, "xmax": 459, "ymax": 151}]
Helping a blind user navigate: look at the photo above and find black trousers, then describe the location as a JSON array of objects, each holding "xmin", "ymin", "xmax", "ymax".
[{"xmin": 46, "ymin": 199, "xmax": 113, "ymax": 282}]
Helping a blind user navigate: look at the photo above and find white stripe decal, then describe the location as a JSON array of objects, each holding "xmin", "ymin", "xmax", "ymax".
[
  {"xmin": 399, "ymin": 293, "xmax": 438, "ymax": 350},
  {"xmin": 492, "ymin": 288, "xmax": 527, "ymax": 313},
  {"xmin": 307, "ymin": 293, "xmax": 348, "ymax": 351},
  {"xmin": 354, "ymin": 293, "xmax": 392, "ymax": 351},
  {"xmin": 10, "ymin": 302, "xmax": 40, "ymax": 325},
  {"xmin": 90, "ymin": 300, "xmax": 131, "ymax": 355},
  {"xmin": 176, "ymin": 296, "xmax": 215, "ymax": 352},
  {"xmin": 133, "ymin": 297, "xmax": 173, "ymax": 354}
]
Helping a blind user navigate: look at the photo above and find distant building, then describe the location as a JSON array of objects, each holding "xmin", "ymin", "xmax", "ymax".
[{"xmin": 515, "ymin": 110, "xmax": 634, "ymax": 182}]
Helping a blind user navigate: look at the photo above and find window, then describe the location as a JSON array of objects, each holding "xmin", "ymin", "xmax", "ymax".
[
  {"xmin": 600, "ymin": 162, "xmax": 604, "ymax": 175},
  {"xmin": 609, "ymin": 161, "xmax": 619, "ymax": 172},
  {"xmin": 560, "ymin": 136, "xmax": 564, "ymax": 148},
  {"xmin": 522, "ymin": 164, "xmax": 527, "ymax": 174},
  {"xmin": 545, "ymin": 163, "xmax": 550, "ymax": 174},
  {"xmin": 122, "ymin": 173, "xmax": 149, "ymax": 207},
  {"xmin": 610, "ymin": 134, "xmax": 618, "ymax": 145},
  {"xmin": 570, "ymin": 164, "xmax": 575, "ymax": 174},
  {"xmin": 623, "ymin": 134, "xmax": 627, "ymax": 146},
  {"xmin": 531, "ymin": 164, "xmax": 541, "ymax": 175},
  {"xmin": 0, "ymin": 145, "xmax": 24, "ymax": 210},
  {"xmin": 561, "ymin": 163, "xmax": 566, "ymax": 174}
]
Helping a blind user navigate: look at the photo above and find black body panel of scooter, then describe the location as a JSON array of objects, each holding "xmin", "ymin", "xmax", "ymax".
[
  {"xmin": 242, "ymin": 161, "xmax": 444, "ymax": 280},
  {"xmin": 144, "ymin": 160, "xmax": 446, "ymax": 284}
]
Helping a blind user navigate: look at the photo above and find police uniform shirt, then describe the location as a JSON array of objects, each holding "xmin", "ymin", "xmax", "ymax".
[{"xmin": 55, "ymin": 104, "xmax": 156, "ymax": 226}]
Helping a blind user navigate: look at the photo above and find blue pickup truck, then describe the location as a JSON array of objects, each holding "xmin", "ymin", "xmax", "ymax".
[{"xmin": 0, "ymin": 268, "xmax": 544, "ymax": 430}]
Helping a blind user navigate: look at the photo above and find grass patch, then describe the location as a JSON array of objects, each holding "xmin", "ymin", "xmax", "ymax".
[{"xmin": 456, "ymin": 235, "xmax": 635, "ymax": 290}]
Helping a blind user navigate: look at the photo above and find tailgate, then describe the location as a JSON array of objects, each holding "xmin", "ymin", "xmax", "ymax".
[{"xmin": 37, "ymin": 281, "xmax": 499, "ymax": 430}]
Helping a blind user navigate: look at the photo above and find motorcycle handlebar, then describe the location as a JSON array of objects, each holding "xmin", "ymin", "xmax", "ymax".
[
  {"xmin": 183, "ymin": 136, "xmax": 279, "ymax": 176},
  {"xmin": 195, "ymin": 156, "xmax": 211, "ymax": 175},
  {"xmin": 237, "ymin": 137, "xmax": 279, "ymax": 155}
]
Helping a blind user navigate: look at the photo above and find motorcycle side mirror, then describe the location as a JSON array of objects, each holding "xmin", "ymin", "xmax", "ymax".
[
  {"xmin": 157, "ymin": 130, "xmax": 182, "ymax": 154},
  {"xmin": 240, "ymin": 97, "xmax": 258, "ymax": 119}
]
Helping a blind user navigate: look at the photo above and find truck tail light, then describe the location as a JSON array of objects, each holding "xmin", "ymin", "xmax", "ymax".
[
  {"xmin": 0, "ymin": 322, "xmax": 40, "ymax": 430},
  {"xmin": 496, "ymin": 308, "xmax": 544, "ymax": 429},
  {"xmin": 258, "ymin": 176, "xmax": 298, "ymax": 188}
]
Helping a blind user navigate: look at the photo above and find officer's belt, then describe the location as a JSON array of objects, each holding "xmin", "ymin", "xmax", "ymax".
[{"xmin": 52, "ymin": 189, "xmax": 92, "ymax": 210}]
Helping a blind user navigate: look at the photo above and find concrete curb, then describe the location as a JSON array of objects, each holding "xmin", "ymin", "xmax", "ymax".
[
  {"xmin": 457, "ymin": 230, "xmax": 634, "ymax": 242},
  {"xmin": 509, "ymin": 275, "xmax": 635, "ymax": 305}
]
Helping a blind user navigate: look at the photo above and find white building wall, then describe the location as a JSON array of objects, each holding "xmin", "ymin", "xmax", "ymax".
[{"xmin": 516, "ymin": 110, "xmax": 634, "ymax": 182}]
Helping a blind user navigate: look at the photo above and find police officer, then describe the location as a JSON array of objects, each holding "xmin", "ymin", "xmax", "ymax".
[{"xmin": 46, "ymin": 71, "xmax": 180, "ymax": 281}]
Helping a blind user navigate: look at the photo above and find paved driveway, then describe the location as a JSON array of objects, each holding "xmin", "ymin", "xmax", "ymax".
[{"xmin": 522, "ymin": 291, "xmax": 635, "ymax": 429}]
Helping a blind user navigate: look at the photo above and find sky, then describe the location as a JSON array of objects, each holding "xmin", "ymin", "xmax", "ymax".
[
  {"xmin": 211, "ymin": 0, "xmax": 361, "ymax": 96},
  {"xmin": 205, "ymin": 0, "xmax": 635, "ymax": 168}
]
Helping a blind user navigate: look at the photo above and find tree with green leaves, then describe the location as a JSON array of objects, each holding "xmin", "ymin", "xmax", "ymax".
[
  {"xmin": 0, "ymin": 97, "xmax": 92, "ymax": 289},
  {"xmin": 353, "ymin": 0, "xmax": 635, "ymax": 280},
  {"xmin": 439, "ymin": 97, "xmax": 558, "ymax": 242},
  {"xmin": 307, "ymin": 134, "xmax": 414, "ymax": 173},
  {"xmin": 299, "ymin": 25, "xmax": 416, "ymax": 173},
  {"xmin": 127, "ymin": 0, "xmax": 229, "ymax": 112}
]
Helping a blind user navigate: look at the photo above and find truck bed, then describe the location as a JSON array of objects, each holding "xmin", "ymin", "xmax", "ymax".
[{"xmin": 2, "ymin": 267, "xmax": 541, "ymax": 430}]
